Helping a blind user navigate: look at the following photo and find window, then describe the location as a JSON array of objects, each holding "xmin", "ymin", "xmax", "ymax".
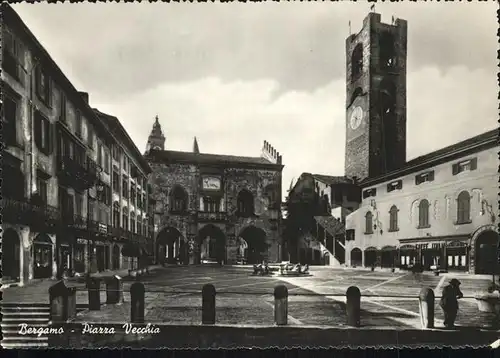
[
  {"xmin": 131, "ymin": 187, "xmax": 136, "ymax": 206},
  {"xmin": 2, "ymin": 92, "xmax": 19, "ymax": 147},
  {"xmin": 104, "ymin": 150, "xmax": 110, "ymax": 174},
  {"xmin": 143, "ymin": 218, "xmax": 148, "ymax": 237},
  {"xmin": 237, "ymin": 190, "xmax": 254, "ymax": 217},
  {"xmin": 75, "ymin": 111, "xmax": 82, "ymax": 138},
  {"xmin": 346, "ymin": 229, "xmax": 355, "ymax": 241},
  {"xmin": 59, "ymin": 92, "xmax": 67, "ymax": 123},
  {"xmin": 112, "ymin": 172, "xmax": 120, "ymax": 193},
  {"xmin": 452, "ymin": 158, "xmax": 477, "ymax": 175},
  {"xmin": 75, "ymin": 194, "xmax": 83, "ymax": 216},
  {"xmin": 97, "ymin": 143, "xmax": 103, "ymax": 167},
  {"xmin": 362, "ymin": 188, "xmax": 377, "ymax": 199},
  {"xmin": 170, "ymin": 186, "xmax": 188, "ymax": 212},
  {"xmin": 418, "ymin": 199, "xmax": 430, "ymax": 228},
  {"xmin": 123, "ymin": 156, "xmax": 128, "ymax": 173},
  {"xmin": 456, "ymin": 191, "xmax": 471, "ymax": 224},
  {"xmin": 36, "ymin": 67, "xmax": 52, "ymax": 106},
  {"xmin": 415, "ymin": 171, "xmax": 434, "ymax": 185},
  {"xmin": 122, "ymin": 178, "xmax": 128, "ymax": 199},
  {"xmin": 389, "ymin": 205, "xmax": 399, "ymax": 232},
  {"xmin": 386, "ymin": 180, "xmax": 403, "ymax": 193},
  {"xmin": 130, "ymin": 212, "xmax": 136, "ymax": 233},
  {"xmin": 36, "ymin": 178, "xmax": 48, "ymax": 205},
  {"xmin": 122, "ymin": 207, "xmax": 128, "ymax": 231},
  {"xmin": 35, "ymin": 111, "xmax": 52, "ymax": 155},
  {"xmin": 379, "ymin": 32, "xmax": 396, "ymax": 69},
  {"xmin": 112, "ymin": 145, "xmax": 119, "ymax": 161},
  {"xmin": 113, "ymin": 202, "xmax": 120, "ymax": 228},
  {"xmin": 203, "ymin": 196, "xmax": 220, "ymax": 213},
  {"xmin": 365, "ymin": 212, "xmax": 373, "ymax": 234},
  {"xmin": 137, "ymin": 215, "xmax": 142, "ymax": 235},
  {"xmin": 351, "ymin": 44, "xmax": 363, "ymax": 82},
  {"xmin": 88, "ymin": 126, "xmax": 94, "ymax": 148},
  {"xmin": 3, "ymin": 29, "xmax": 25, "ymax": 82},
  {"xmin": 88, "ymin": 199, "xmax": 95, "ymax": 221}
]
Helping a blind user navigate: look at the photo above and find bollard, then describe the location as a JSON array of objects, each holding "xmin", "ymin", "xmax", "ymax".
[
  {"xmin": 274, "ymin": 285, "xmax": 288, "ymax": 325},
  {"xmin": 418, "ymin": 287, "xmax": 435, "ymax": 329},
  {"xmin": 346, "ymin": 286, "xmax": 361, "ymax": 327},
  {"xmin": 49, "ymin": 280, "xmax": 76, "ymax": 323},
  {"xmin": 130, "ymin": 282, "xmax": 145, "ymax": 324},
  {"xmin": 106, "ymin": 275, "xmax": 124, "ymax": 305},
  {"xmin": 87, "ymin": 277, "xmax": 101, "ymax": 311},
  {"xmin": 202, "ymin": 284, "xmax": 216, "ymax": 325}
]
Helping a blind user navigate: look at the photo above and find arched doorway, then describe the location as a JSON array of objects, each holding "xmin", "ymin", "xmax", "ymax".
[
  {"xmin": 33, "ymin": 233, "xmax": 53, "ymax": 279},
  {"xmin": 239, "ymin": 226, "xmax": 268, "ymax": 264},
  {"xmin": 364, "ymin": 247, "xmax": 378, "ymax": 267},
  {"xmin": 112, "ymin": 244, "xmax": 121, "ymax": 270},
  {"xmin": 156, "ymin": 227, "xmax": 186, "ymax": 264},
  {"xmin": 350, "ymin": 248, "xmax": 362, "ymax": 267},
  {"xmin": 381, "ymin": 246, "xmax": 397, "ymax": 268},
  {"xmin": 3, "ymin": 229, "xmax": 21, "ymax": 282},
  {"xmin": 198, "ymin": 224, "xmax": 226, "ymax": 264},
  {"xmin": 475, "ymin": 230, "xmax": 499, "ymax": 274}
]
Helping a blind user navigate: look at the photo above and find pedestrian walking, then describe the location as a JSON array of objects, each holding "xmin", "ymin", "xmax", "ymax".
[{"xmin": 439, "ymin": 278, "xmax": 464, "ymax": 329}]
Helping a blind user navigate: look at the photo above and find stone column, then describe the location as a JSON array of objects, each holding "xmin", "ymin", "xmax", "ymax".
[{"xmin": 20, "ymin": 227, "xmax": 31, "ymax": 286}]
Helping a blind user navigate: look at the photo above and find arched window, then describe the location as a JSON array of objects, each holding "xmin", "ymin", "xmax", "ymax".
[
  {"xmin": 170, "ymin": 186, "xmax": 188, "ymax": 213},
  {"xmin": 130, "ymin": 211, "xmax": 136, "ymax": 233},
  {"xmin": 365, "ymin": 212, "xmax": 373, "ymax": 234},
  {"xmin": 389, "ymin": 205, "xmax": 399, "ymax": 232},
  {"xmin": 237, "ymin": 190, "xmax": 254, "ymax": 217},
  {"xmin": 351, "ymin": 44, "xmax": 363, "ymax": 82},
  {"xmin": 122, "ymin": 207, "xmax": 128, "ymax": 231},
  {"xmin": 112, "ymin": 201, "xmax": 120, "ymax": 228},
  {"xmin": 137, "ymin": 215, "xmax": 142, "ymax": 235},
  {"xmin": 418, "ymin": 199, "xmax": 430, "ymax": 228},
  {"xmin": 457, "ymin": 191, "xmax": 471, "ymax": 224}
]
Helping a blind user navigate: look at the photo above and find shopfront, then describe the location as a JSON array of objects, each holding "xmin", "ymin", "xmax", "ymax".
[
  {"xmin": 33, "ymin": 233, "xmax": 54, "ymax": 279},
  {"xmin": 364, "ymin": 247, "xmax": 377, "ymax": 267},
  {"xmin": 398, "ymin": 244, "xmax": 416, "ymax": 268},
  {"xmin": 74, "ymin": 238, "xmax": 87, "ymax": 274}
]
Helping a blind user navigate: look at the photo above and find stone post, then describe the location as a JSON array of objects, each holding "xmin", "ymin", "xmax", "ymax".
[
  {"xmin": 49, "ymin": 280, "xmax": 77, "ymax": 323},
  {"xmin": 274, "ymin": 284, "xmax": 288, "ymax": 325},
  {"xmin": 87, "ymin": 277, "xmax": 101, "ymax": 311},
  {"xmin": 346, "ymin": 286, "xmax": 361, "ymax": 327},
  {"xmin": 418, "ymin": 287, "xmax": 435, "ymax": 329},
  {"xmin": 130, "ymin": 282, "xmax": 145, "ymax": 323},
  {"xmin": 106, "ymin": 275, "xmax": 124, "ymax": 305},
  {"xmin": 202, "ymin": 284, "xmax": 216, "ymax": 325}
]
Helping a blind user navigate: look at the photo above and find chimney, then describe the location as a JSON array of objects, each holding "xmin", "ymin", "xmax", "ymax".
[{"xmin": 79, "ymin": 91, "xmax": 89, "ymax": 104}]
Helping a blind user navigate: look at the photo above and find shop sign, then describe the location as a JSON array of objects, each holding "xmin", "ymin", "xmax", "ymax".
[
  {"xmin": 76, "ymin": 238, "xmax": 88, "ymax": 245},
  {"xmin": 447, "ymin": 240, "xmax": 467, "ymax": 248},
  {"xmin": 399, "ymin": 244, "xmax": 415, "ymax": 250},
  {"xmin": 99, "ymin": 223, "xmax": 108, "ymax": 234}
]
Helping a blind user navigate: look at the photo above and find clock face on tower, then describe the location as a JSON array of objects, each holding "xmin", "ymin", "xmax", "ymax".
[
  {"xmin": 350, "ymin": 106, "xmax": 364, "ymax": 130},
  {"xmin": 202, "ymin": 176, "xmax": 221, "ymax": 190}
]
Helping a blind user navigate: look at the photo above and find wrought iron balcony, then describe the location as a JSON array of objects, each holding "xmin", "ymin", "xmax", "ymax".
[
  {"xmin": 2, "ymin": 197, "xmax": 60, "ymax": 232},
  {"xmin": 57, "ymin": 155, "xmax": 101, "ymax": 191},
  {"xmin": 197, "ymin": 211, "xmax": 227, "ymax": 222}
]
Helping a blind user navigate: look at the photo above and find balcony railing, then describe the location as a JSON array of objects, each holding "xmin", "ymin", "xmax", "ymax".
[
  {"xmin": 197, "ymin": 211, "xmax": 227, "ymax": 222},
  {"xmin": 57, "ymin": 155, "xmax": 101, "ymax": 191},
  {"xmin": 2, "ymin": 197, "xmax": 60, "ymax": 232}
]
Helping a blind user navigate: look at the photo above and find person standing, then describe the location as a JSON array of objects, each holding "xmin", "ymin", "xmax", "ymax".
[{"xmin": 439, "ymin": 278, "xmax": 464, "ymax": 328}]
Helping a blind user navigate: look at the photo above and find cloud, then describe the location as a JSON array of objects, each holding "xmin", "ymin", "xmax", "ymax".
[{"xmin": 90, "ymin": 64, "xmax": 497, "ymax": 199}]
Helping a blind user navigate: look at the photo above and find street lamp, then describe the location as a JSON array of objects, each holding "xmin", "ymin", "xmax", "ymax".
[{"xmin": 86, "ymin": 176, "xmax": 104, "ymax": 277}]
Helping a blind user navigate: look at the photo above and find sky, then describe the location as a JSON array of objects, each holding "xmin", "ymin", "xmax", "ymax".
[{"xmin": 13, "ymin": 2, "xmax": 498, "ymax": 197}]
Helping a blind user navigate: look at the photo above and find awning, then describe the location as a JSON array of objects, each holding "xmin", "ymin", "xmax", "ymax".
[{"xmin": 121, "ymin": 243, "xmax": 150, "ymax": 257}]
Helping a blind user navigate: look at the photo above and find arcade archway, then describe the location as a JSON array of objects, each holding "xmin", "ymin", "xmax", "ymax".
[
  {"xmin": 350, "ymin": 248, "xmax": 362, "ymax": 267},
  {"xmin": 156, "ymin": 227, "xmax": 187, "ymax": 264},
  {"xmin": 198, "ymin": 224, "xmax": 226, "ymax": 264},
  {"xmin": 112, "ymin": 244, "xmax": 121, "ymax": 270},
  {"xmin": 3, "ymin": 228, "xmax": 20, "ymax": 282},
  {"xmin": 239, "ymin": 226, "xmax": 268, "ymax": 264},
  {"xmin": 475, "ymin": 230, "xmax": 499, "ymax": 274}
]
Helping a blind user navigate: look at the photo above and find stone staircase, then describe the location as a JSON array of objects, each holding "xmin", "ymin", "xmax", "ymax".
[{"xmin": 1, "ymin": 302, "xmax": 87, "ymax": 349}]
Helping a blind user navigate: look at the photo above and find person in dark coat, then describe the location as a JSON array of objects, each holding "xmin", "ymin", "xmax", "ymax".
[{"xmin": 439, "ymin": 278, "xmax": 464, "ymax": 328}]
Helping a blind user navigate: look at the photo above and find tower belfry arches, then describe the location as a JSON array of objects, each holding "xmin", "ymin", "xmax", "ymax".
[{"xmin": 146, "ymin": 115, "xmax": 166, "ymax": 152}]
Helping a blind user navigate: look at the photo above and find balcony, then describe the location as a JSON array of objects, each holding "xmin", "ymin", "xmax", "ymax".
[
  {"xmin": 2, "ymin": 197, "xmax": 60, "ymax": 233},
  {"xmin": 197, "ymin": 211, "xmax": 227, "ymax": 223},
  {"xmin": 57, "ymin": 155, "xmax": 101, "ymax": 191},
  {"xmin": 61, "ymin": 213, "xmax": 87, "ymax": 231}
]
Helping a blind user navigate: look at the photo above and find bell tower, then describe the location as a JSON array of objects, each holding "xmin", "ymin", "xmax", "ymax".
[
  {"xmin": 146, "ymin": 115, "xmax": 166, "ymax": 152},
  {"xmin": 344, "ymin": 13, "xmax": 407, "ymax": 180}
]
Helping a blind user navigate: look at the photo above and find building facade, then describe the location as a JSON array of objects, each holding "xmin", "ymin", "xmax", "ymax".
[
  {"xmin": 1, "ymin": 4, "xmax": 153, "ymax": 287},
  {"xmin": 145, "ymin": 120, "xmax": 284, "ymax": 265},
  {"xmin": 339, "ymin": 12, "xmax": 499, "ymax": 274},
  {"xmin": 344, "ymin": 131, "xmax": 498, "ymax": 274}
]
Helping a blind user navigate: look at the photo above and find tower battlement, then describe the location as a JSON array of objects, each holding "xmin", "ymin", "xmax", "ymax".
[{"xmin": 261, "ymin": 140, "xmax": 282, "ymax": 165}]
